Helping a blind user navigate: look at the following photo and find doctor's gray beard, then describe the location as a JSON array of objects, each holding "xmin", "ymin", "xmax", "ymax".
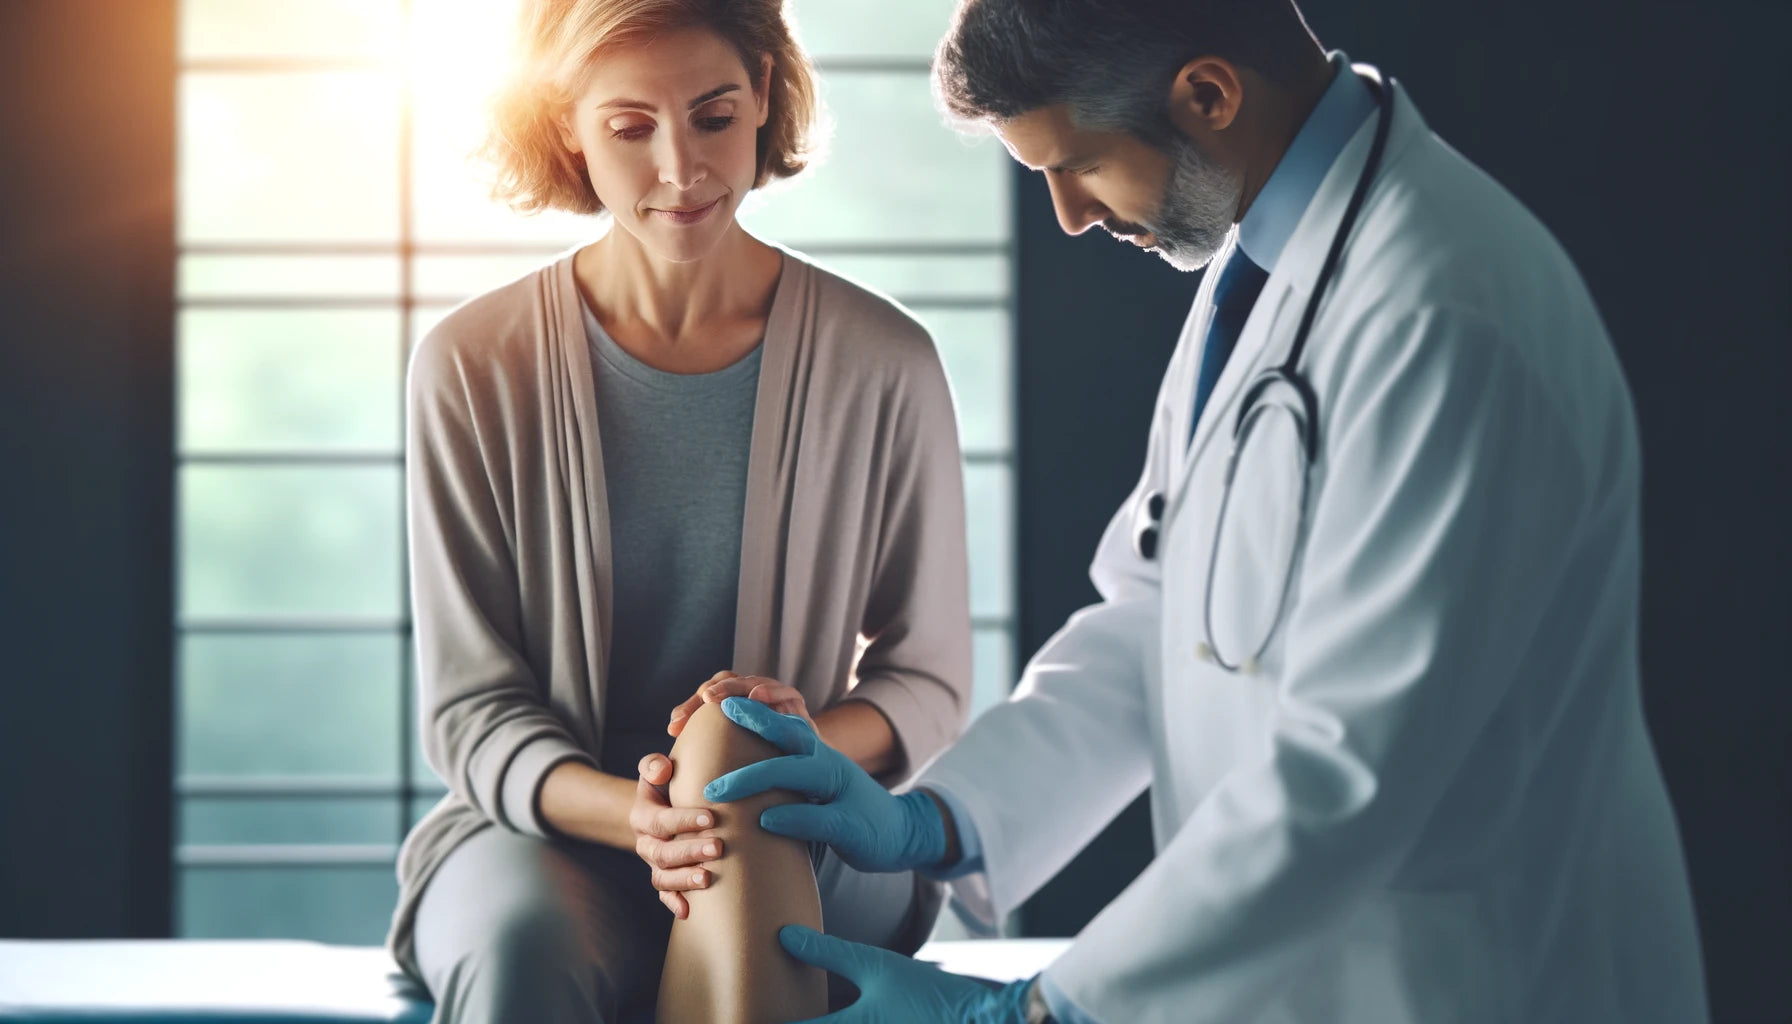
[{"xmin": 1145, "ymin": 134, "xmax": 1244, "ymax": 272}]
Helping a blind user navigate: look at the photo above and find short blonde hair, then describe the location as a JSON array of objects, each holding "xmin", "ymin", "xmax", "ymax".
[{"xmin": 480, "ymin": 0, "xmax": 820, "ymax": 215}]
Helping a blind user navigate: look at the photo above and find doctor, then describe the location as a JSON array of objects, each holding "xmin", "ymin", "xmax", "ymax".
[{"xmin": 693, "ymin": 0, "xmax": 1711, "ymax": 1020}]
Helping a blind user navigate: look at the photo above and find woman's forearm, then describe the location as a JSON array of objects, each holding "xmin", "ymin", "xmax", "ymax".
[
  {"xmin": 537, "ymin": 760, "xmax": 640, "ymax": 850},
  {"xmin": 814, "ymin": 698, "xmax": 900, "ymax": 777}
]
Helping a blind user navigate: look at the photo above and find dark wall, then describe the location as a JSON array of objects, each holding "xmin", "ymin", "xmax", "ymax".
[
  {"xmin": 1012, "ymin": 2, "xmax": 1791, "ymax": 1022},
  {"xmin": 1010, "ymin": 180, "xmax": 1185, "ymax": 938},
  {"xmin": 0, "ymin": 0, "xmax": 177, "ymax": 936}
]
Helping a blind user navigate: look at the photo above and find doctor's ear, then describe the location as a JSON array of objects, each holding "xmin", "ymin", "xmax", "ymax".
[{"xmin": 1167, "ymin": 56, "xmax": 1244, "ymax": 136}]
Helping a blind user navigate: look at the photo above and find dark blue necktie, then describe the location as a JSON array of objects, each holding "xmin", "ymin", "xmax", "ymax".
[{"xmin": 1190, "ymin": 248, "xmax": 1270, "ymax": 440}]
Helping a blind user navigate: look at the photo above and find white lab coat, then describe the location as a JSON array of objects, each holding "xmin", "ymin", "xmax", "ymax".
[{"xmin": 915, "ymin": 74, "xmax": 1709, "ymax": 1023}]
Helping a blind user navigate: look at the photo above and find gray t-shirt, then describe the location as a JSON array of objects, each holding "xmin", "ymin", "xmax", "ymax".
[{"xmin": 584, "ymin": 299, "xmax": 762, "ymax": 777}]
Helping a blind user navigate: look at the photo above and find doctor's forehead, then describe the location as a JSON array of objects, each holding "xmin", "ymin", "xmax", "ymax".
[{"xmin": 994, "ymin": 104, "xmax": 1094, "ymax": 171}]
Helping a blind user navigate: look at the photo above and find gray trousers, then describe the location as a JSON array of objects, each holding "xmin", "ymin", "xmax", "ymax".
[{"xmin": 412, "ymin": 827, "xmax": 937, "ymax": 1024}]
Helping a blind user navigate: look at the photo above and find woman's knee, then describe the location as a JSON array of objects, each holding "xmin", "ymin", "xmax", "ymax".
[{"xmin": 665, "ymin": 700, "xmax": 780, "ymax": 807}]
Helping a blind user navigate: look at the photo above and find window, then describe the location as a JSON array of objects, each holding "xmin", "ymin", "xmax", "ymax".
[{"xmin": 175, "ymin": 0, "xmax": 1014, "ymax": 943}]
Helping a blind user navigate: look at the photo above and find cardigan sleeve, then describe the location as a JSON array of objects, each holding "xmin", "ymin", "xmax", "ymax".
[
  {"xmin": 406, "ymin": 331, "xmax": 597, "ymax": 837},
  {"xmin": 844, "ymin": 333, "xmax": 975, "ymax": 780}
]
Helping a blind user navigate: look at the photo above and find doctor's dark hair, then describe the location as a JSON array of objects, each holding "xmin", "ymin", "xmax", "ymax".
[{"xmin": 934, "ymin": 0, "xmax": 1320, "ymax": 142}]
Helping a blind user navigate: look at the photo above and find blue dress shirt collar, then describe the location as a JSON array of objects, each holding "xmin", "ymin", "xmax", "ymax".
[{"xmin": 1235, "ymin": 51, "xmax": 1378, "ymax": 274}]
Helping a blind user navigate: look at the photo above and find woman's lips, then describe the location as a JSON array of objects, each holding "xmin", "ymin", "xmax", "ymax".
[{"xmin": 652, "ymin": 196, "xmax": 722, "ymax": 226}]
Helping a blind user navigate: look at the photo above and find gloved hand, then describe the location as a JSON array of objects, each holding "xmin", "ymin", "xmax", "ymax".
[
  {"xmin": 778, "ymin": 924, "xmax": 1032, "ymax": 1024},
  {"xmin": 702, "ymin": 697, "xmax": 948, "ymax": 874}
]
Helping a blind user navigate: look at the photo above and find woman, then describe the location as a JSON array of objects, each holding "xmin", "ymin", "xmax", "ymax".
[{"xmin": 383, "ymin": 1, "xmax": 974, "ymax": 1020}]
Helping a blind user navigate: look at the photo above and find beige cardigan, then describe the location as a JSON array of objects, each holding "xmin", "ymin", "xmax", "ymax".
[{"xmin": 385, "ymin": 247, "xmax": 973, "ymax": 975}]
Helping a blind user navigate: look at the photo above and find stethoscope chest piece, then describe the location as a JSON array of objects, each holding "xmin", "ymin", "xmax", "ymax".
[{"xmin": 1133, "ymin": 489, "xmax": 1165, "ymax": 561}]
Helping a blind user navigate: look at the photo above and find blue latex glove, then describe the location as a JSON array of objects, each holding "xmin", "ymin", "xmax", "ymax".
[
  {"xmin": 702, "ymin": 697, "xmax": 948, "ymax": 874},
  {"xmin": 779, "ymin": 924, "xmax": 1032, "ymax": 1024}
]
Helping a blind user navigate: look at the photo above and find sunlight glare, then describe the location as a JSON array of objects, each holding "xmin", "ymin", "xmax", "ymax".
[
  {"xmin": 398, "ymin": 0, "xmax": 592, "ymax": 244},
  {"xmin": 403, "ymin": 0, "xmax": 523, "ymax": 145}
]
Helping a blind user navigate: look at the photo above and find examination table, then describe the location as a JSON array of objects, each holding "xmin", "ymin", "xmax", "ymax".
[{"xmin": 0, "ymin": 937, "xmax": 1072, "ymax": 1022}]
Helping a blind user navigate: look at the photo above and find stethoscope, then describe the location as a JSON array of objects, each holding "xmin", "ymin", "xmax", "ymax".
[{"xmin": 1133, "ymin": 67, "xmax": 1396, "ymax": 674}]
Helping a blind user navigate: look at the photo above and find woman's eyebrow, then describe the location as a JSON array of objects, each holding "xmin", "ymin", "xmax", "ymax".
[
  {"xmin": 598, "ymin": 84, "xmax": 741, "ymax": 112},
  {"xmin": 686, "ymin": 84, "xmax": 740, "ymax": 109}
]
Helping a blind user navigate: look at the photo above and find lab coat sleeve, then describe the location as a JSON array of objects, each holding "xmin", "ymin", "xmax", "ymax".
[
  {"xmin": 1046, "ymin": 305, "xmax": 1589, "ymax": 1022},
  {"xmin": 912, "ymin": 357, "xmax": 1174, "ymax": 927}
]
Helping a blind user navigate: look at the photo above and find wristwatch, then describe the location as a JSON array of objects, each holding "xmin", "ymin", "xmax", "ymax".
[{"xmin": 1023, "ymin": 978, "xmax": 1058, "ymax": 1024}]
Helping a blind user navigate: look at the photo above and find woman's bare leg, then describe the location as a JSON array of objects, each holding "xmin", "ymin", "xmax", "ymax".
[{"xmin": 655, "ymin": 700, "xmax": 829, "ymax": 1024}]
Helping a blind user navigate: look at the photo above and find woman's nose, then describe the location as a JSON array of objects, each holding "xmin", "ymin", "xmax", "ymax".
[{"xmin": 658, "ymin": 131, "xmax": 706, "ymax": 192}]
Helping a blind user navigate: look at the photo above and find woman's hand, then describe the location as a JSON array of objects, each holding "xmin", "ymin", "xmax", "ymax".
[
  {"xmin": 702, "ymin": 698, "xmax": 949, "ymax": 874},
  {"xmin": 631, "ymin": 753, "xmax": 722, "ymax": 920},
  {"xmin": 667, "ymin": 670, "xmax": 815, "ymax": 738}
]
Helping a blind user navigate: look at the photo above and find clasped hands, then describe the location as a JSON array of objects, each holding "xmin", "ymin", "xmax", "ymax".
[
  {"xmin": 628, "ymin": 670, "xmax": 811, "ymax": 918},
  {"xmin": 630, "ymin": 670, "xmax": 942, "ymax": 917}
]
